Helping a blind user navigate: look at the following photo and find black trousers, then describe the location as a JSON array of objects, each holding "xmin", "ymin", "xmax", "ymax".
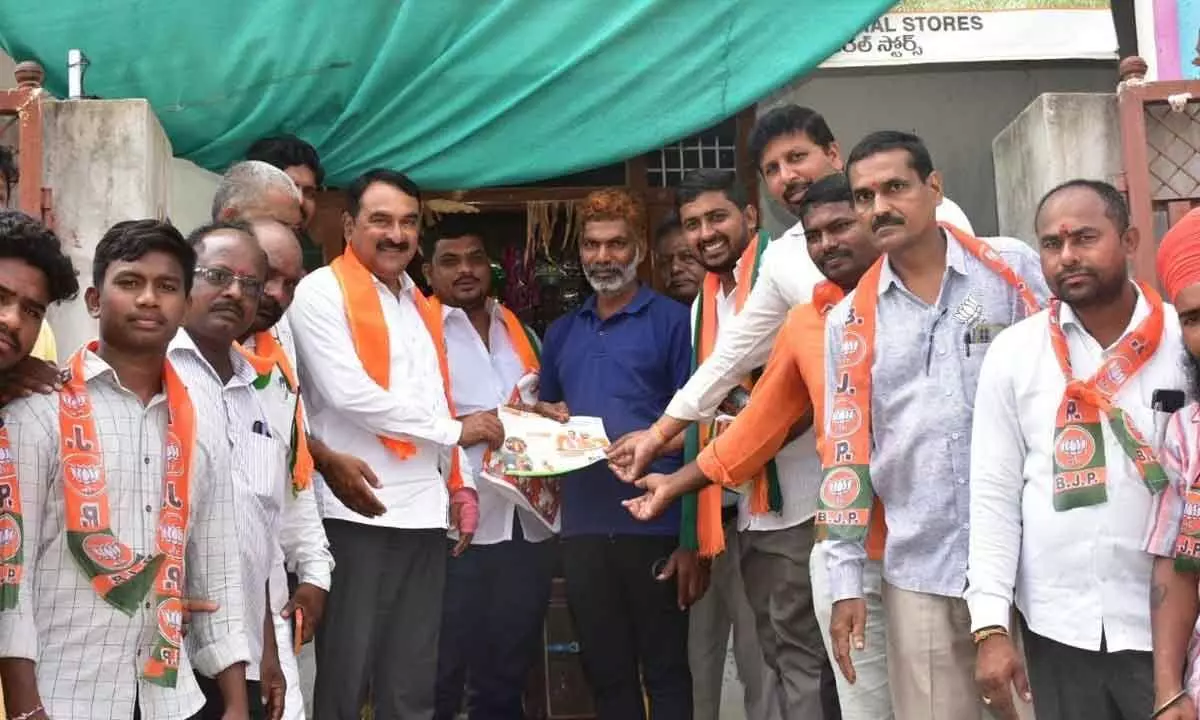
[
  {"xmin": 561, "ymin": 534, "xmax": 692, "ymax": 720},
  {"xmin": 1021, "ymin": 614, "xmax": 1154, "ymax": 720},
  {"xmin": 434, "ymin": 521, "xmax": 555, "ymax": 720},
  {"xmin": 314, "ymin": 520, "xmax": 448, "ymax": 720},
  {"xmin": 193, "ymin": 672, "xmax": 265, "ymax": 720}
]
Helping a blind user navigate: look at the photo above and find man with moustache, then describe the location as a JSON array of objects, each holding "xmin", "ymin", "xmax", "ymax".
[
  {"xmin": 0, "ymin": 219, "xmax": 253, "ymax": 720},
  {"xmin": 819, "ymin": 132, "xmax": 1048, "ymax": 720},
  {"xmin": 290, "ymin": 169, "xmax": 503, "ymax": 720},
  {"xmin": 668, "ymin": 169, "xmax": 783, "ymax": 720},
  {"xmin": 1126, "ymin": 208, "xmax": 1200, "ymax": 720},
  {"xmin": 168, "ymin": 222, "xmax": 287, "ymax": 720},
  {"xmin": 236, "ymin": 218, "xmax": 333, "ymax": 720},
  {"xmin": 969, "ymin": 180, "xmax": 1186, "ymax": 720},
  {"xmin": 531, "ymin": 188, "xmax": 698, "ymax": 720},
  {"xmin": 625, "ymin": 174, "xmax": 890, "ymax": 720},
  {"xmin": 422, "ymin": 218, "xmax": 556, "ymax": 720},
  {"xmin": 654, "ymin": 213, "xmax": 704, "ymax": 305}
]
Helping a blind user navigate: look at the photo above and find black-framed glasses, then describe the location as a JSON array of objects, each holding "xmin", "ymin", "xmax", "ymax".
[{"xmin": 195, "ymin": 266, "xmax": 264, "ymax": 299}]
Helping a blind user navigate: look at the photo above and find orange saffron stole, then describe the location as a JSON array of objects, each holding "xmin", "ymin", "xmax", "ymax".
[
  {"xmin": 686, "ymin": 231, "xmax": 774, "ymax": 558},
  {"xmin": 329, "ymin": 246, "xmax": 420, "ymax": 464},
  {"xmin": 60, "ymin": 342, "xmax": 195, "ymax": 687}
]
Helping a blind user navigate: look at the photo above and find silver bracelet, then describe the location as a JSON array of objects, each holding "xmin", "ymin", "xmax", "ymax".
[{"xmin": 11, "ymin": 705, "xmax": 46, "ymax": 720}]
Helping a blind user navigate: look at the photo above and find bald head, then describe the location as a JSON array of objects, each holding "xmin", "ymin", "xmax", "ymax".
[
  {"xmin": 247, "ymin": 218, "xmax": 305, "ymax": 335},
  {"xmin": 212, "ymin": 160, "xmax": 303, "ymax": 230}
]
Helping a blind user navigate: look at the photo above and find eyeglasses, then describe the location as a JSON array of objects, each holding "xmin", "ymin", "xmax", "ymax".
[{"xmin": 195, "ymin": 266, "xmax": 264, "ymax": 299}]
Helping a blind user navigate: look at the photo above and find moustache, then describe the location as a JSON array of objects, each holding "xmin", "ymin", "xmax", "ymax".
[
  {"xmin": 1056, "ymin": 268, "xmax": 1096, "ymax": 284},
  {"xmin": 210, "ymin": 300, "xmax": 244, "ymax": 317},
  {"xmin": 872, "ymin": 214, "xmax": 905, "ymax": 232},
  {"xmin": 818, "ymin": 248, "xmax": 853, "ymax": 265},
  {"xmin": 376, "ymin": 239, "xmax": 410, "ymax": 252}
]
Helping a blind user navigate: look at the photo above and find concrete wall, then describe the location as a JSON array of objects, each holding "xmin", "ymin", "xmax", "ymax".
[
  {"xmin": 42, "ymin": 99, "xmax": 174, "ymax": 357},
  {"xmin": 169, "ymin": 157, "xmax": 220, "ymax": 234},
  {"xmin": 992, "ymin": 93, "xmax": 1122, "ymax": 240},
  {"xmin": 757, "ymin": 61, "xmax": 1119, "ymax": 242}
]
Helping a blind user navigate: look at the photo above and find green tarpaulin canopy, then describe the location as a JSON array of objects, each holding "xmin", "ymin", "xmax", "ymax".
[{"xmin": 0, "ymin": 1, "xmax": 891, "ymax": 188}]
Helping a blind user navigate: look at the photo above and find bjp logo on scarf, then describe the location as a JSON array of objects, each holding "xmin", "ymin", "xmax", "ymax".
[
  {"xmin": 839, "ymin": 331, "xmax": 868, "ymax": 368},
  {"xmin": 0, "ymin": 515, "xmax": 21, "ymax": 563},
  {"xmin": 1054, "ymin": 426, "xmax": 1096, "ymax": 471},
  {"xmin": 82, "ymin": 534, "xmax": 136, "ymax": 572},
  {"xmin": 820, "ymin": 468, "xmax": 861, "ymax": 510},
  {"xmin": 828, "ymin": 399, "xmax": 863, "ymax": 439}
]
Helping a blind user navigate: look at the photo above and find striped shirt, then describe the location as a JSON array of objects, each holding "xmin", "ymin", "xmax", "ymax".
[
  {"xmin": 168, "ymin": 330, "xmax": 289, "ymax": 680},
  {"xmin": 0, "ymin": 349, "xmax": 250, "ymax": 720}
]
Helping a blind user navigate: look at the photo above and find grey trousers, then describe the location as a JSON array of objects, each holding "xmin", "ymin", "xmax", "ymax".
[
  {"xmin": 1021, "ymin": 616, "xmax": 1153, "ymax": 720},
  {"xmin": 314, "ymin": 520, "xmax": 447, "ymax": 720},
  {"xmin": 689, "ymin": 524, "xmax": 781, "ymax": 720},
  {"xmin": 740, "ymin": 521, "xmax": 828, "ymax": 720}
]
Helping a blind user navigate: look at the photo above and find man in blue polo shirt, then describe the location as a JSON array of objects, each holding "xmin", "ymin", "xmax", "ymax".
[{"xmin": 534, "ymin": 188, "xmax": 704, "ymax": 720}]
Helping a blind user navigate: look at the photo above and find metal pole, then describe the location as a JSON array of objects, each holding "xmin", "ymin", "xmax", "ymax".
[{"xmin": 67, "ymin": 49, "xmax": 89, "ymax": 99}]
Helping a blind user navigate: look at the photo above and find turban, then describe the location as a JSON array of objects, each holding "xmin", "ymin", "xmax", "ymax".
[{"xmin": 1157, "ymin": 207, "xmax": 1200, "ymax": 303}]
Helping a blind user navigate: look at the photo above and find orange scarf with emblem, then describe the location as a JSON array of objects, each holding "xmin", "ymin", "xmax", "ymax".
[{"xmin": 816, "ymin": 224, "xmax": 1041, "ymax": 542}]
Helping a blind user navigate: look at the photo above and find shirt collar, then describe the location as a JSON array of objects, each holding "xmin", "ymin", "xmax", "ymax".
[
  {"xmin": 167, "ymin": 327, "xmax": 259, "ymax": 387},
  {"xmin": 441, "ymin": 297, "xmax": 501, "ymax": 322},
  {"xmin": 580, "ymin": 284, "xmax": 654, "ymax": 319},
  {"xmin": 1058, "ymin": 281, "xmax": 1150, "ymax": 339},
  {"xmin": 877, "ymin": 228, "xmax": 967, "ymax": 296},
  {"xmin": 370, "ymin": 271, "xmax": 417, "ymax": 297}
]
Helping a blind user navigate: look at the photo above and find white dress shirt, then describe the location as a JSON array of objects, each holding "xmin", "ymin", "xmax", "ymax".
[
  {"xmin": 665, "ymin": 197, "xmax": 974, "ymax": 422},
  {"xmin": 0, "ymin": 349, "xmax": 249, "ymax": 720},
  {"xmin": 169, "ymin": 330, "xmax": 289, "ymax": 679},
  {"xmin": 289, "ymin": 268, "xmax": 469, "ymax": 529},
  {"xmin": 691, "ymin": 266, "xmax": 820, "ymax": 532},
  {"xmin": 966, "ymin": 286, "xmax": 1188, "ymax": 652},
  {"xmin": 443, "ymin": 301, "xmax": 553, "ymax": 544}
]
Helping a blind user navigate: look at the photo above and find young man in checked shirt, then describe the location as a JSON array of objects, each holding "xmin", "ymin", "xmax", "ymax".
[{"xmin": 0, "ymin": 219, "xmax": 253, "ymax": 720}]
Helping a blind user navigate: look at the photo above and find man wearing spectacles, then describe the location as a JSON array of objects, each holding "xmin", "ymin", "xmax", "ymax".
[{"xmin": 167, "ymin": 221, "xmax": 289, "ymax": 720}]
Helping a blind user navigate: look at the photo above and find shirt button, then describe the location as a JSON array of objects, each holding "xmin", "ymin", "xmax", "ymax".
[
  {"xmin": 944, "ymin": 388, "xmax": 953, "ymax": 397},
  {"xmin": 951, "ymin": 432, "xmax": 961, "ymax": 440},
  {"xmin": 937, "ymin": 346, "xmax": 946, "ymax": 356},
  {"xmin": 143, "ymin": 457, "xmax": 150, "ymax": 465},
  {"xmin": 144, "ymin": 601, "xmax": 151, "ymax": 609},
  {"xmin": 144, "ymin": 504, "xmax": 153, "ymax": 513},
  {"xmin": 962, "ymin": 522, "xmax": 970, "ymax": 530},
  {"xmin": 958, "ymin": 477, "xmax": 966, "ymax": 485}
]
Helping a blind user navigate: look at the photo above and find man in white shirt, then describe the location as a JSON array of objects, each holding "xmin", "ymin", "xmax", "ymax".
[
  {"xmin": 168, "ymin": 221, "xmax": 289, "ymax": 720},
  {"xmin": 422, "ymin": 218, "xmax": 556, "ymax": 720},
  {"xmin": 236, "ymin": 219, "xmax": 334, "ymax": 720},
  {"xmin": 968, "ymin": 180, "xmax": 1186, "ymax": 719},
  {"xmin": 612, "ymin": 105, "xmax": 974, "ymax": 720},
  {"xmin": 0, "ymin": 219, "xmax": 252, "ymax": 720},
  {"xmin": 289, "ymin": 170, "xmax": 504, "ymax": 720}
]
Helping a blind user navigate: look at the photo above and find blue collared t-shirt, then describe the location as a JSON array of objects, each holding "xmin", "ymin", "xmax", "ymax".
[{"xmin": 539, "ymin": 285, "xmax": 692, "ymax": 537}]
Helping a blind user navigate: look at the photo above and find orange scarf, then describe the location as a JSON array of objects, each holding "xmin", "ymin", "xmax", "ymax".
[
  {"xmin": 329, "ymin": 248, "xmax": 464, "ymax": 492},
  {"xmin": 60, "ymin": 343, "xmax": 195, "ymax": 687},
  {"xmin": 235, "ymin": 331, "xmax": 314, "ymax": 496},
  {"xmin": 817, "ymin": 224, "xmax": 1041, "ymax": 541},
  {"xmin": 1048, "ymin": 281, "xmax": 1166, "ymax": 510},
  {"xmin": 0, "ymin": 421, "xmax": 18, "ymax": 611},
  {"xmin": 689, "ymin": 231, "xmax": 774, "ymax": 557}
]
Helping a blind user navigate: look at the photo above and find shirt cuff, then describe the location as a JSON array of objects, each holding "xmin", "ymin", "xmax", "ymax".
[
  {"xmin": 436, "ymin": 418, "xmax": 463, "ymax": 448},
  {"xmin": 296, "ymin": 560, "xmax": 334, "ymax": 592},
  {"xmin": 665, "ymin": 394, "xmax": 704, "ymax": 424},
  {"xmin": 0, "ymin": 616, "xmax": 37, "ymax": 660},
  {"xmin": 967, "ymin": 594, "xmax": 1013, "ymax": 634},
  {"xmin": 190, "ymin": 635, "xmax": 252, "ymax": 678},
  {"xmin": 826, "ymin": 556, "xmax": 865, "ymax": 602}
]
